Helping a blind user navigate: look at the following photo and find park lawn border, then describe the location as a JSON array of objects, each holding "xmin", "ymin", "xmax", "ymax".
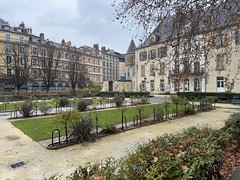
[{"xmin": 11, "ymin": 103, "xmax": 189, "ymax": 141}]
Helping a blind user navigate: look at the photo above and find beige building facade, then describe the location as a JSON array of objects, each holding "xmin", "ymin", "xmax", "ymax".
[{"xmin": 0, "ymin": 19, "xmax": 102, "ymax": 93}]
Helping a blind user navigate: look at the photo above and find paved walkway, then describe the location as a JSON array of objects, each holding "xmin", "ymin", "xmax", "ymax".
[{"xmin": 0, "ymin": 103, "xmax": 239, "ymax": 179}]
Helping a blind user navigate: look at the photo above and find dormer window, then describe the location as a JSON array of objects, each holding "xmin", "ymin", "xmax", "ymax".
[{"xmin": 3, "ymin": 25, "xmax": 10, "ymax": 30}]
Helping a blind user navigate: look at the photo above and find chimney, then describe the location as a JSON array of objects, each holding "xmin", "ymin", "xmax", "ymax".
[
  {"xmin": 101, "ymin": 46, "xmax": 106, "ymax": 52},
  {"xmin": 61, "ymin": 39, "xmax": 65, "ymax": 46},
  {"xmin": 93, "ymin": 44, "xmax": 99, "ymax": 53},
  {"xmin": 40, "ymin": 33, "xmax": 44, "ymax": 40}
]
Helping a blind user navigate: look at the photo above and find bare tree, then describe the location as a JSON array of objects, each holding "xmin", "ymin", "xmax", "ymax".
[
  {"xmin": 38, "ymin": 42, "xmax": 61, "ymax": 92},
  {"xmin": 113, "ymin": 0, "xmax": 240, "ymax": 92},
  {"xmin": 68, "ymin": 48, "xmax": 81, "ymax": 89},
  {"xmin": 0, "ymin": 41, "xmax": 32, "ymax": 91}
]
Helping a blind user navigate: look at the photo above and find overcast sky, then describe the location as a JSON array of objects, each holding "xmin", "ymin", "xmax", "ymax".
[{"xmin": 0, "ymin": 0, "xmax": 138, "ymax": 53}]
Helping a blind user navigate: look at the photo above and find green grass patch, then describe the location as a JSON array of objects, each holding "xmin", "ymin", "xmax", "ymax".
[{"xmin": 11, "ymin": 103, "xmax": 189, "ymax": 141}]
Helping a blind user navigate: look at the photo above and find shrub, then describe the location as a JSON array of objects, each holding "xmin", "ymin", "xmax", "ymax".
[
  {"xmin": 170, "ymin": 95, "xmax": 184, "ymax": 104},
  {"xmin": 140, "ymin": 96, "xmax": 148, "ymax": 104},
  {"xmin": 68, "ymin": 115, "xmax": 97, "ymax": 143},
  {"xmin": 68, "ymin": 127, "xmax": 230, "ymax": 179},
  {"xmin": 77, "ymin": 99, "xmax": 88, "ymax": 112},
  {"xmin": 185, "ymin": 106, "xmax": 195, "ymax": 115},
  {"xmin": 224, "ymin": 112, "xmax": 240, "ymax": 143},
  {"xmin": 155, "ymin": 108, "xmax": 164, "ymax": 121},
  {"xmin": 19, "ymin": 101, "xmax": 35, "ymax": 118},
  {"xmin": 39, "ymin": 102, "xmax": 51, "ymax": 115},
  {"xmin": 114, "ymin": 93, "xmax": 125, "ymax": 107},
  {"xmin": 101, "ymin": 123, "xmax": 117, "ymax": 134},
  {"xmin": 58, "ymin": 97, "xmax": 69, "ymax": 107}
]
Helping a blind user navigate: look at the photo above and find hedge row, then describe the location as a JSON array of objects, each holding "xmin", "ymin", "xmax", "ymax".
[
  {"xmin": 0, "ymin": 90, "xmax": 150, "ymax": 102},
  {"xmin": 177, "ymin": 92, "xmax": 240, "ymax": 102}
]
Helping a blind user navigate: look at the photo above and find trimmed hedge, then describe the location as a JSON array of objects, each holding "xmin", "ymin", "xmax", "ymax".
[
  {"xmin": 97, "ymin": 91, "xmax": 150, "ymax": 98},
  {"xmin": 0, "ymin": 90, "xmax": 150, "ymax": 102},
  {"xmin": 177, "ymin": 92, "xmax": 240, "ymax": 102}
]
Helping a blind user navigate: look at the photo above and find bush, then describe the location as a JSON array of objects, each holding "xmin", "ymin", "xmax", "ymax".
[
  {"xmin": 140, "ymin": 96, "xmax": 148, "ymax": 104},
  {"xmin": 68, "ymin": 115, "xmax": 97, "ymax": 143},
  {"xmin": 114, "ymin": 93, "xmax": 125, "ymax": 107},
  {"xmin": 39, "ymin": 102, "xmax": 51, "ymax": 115},
  {"xmin": 224, "ymin": 112, "xmax": 240, "ymax": 143},
  {"xmin": 77, "ymin": 99, "xmax": 88, "ymax": 112},
  {"xmin": 155, "ymin": 108, "xmax": 164, "ymax": 122},
  {"xmin": 58, "ymin": 97, "xmax": 69, "ymax": 107},
  {"xmin": 185, "ymin": 106, "xmax": 195, "ymax": 115},
  {"xmin": 101, "ymin": 123, "xmax": 117, "ymax": 134},
  {"xmin": 68, "ymin": 127, "xmax": 230, "ymax": 179},
  {"xmin": 19, "ymin": 101, "xmax": 35, "ymax": 118}
]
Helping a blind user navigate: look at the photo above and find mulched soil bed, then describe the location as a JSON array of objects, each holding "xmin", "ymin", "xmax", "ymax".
[{"xmin": 220, "ymin": 140, "xmax": 240, "ymax": 179}]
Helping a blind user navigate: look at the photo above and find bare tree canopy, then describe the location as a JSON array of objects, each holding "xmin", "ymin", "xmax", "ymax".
[
  {"xmin": 0, "ymin": 42, "xmax": 32, "ymax": 91},
  {"xmin": 38, "ymin": 42, "xmax": 61, "ymax": 92},
  {"xmin": 113, "ymin": 0, "xmax": 240, "ymax": 92},
  {"xmin": 113, "ymin": 0, "xmax": 239, "ymax": 40}
]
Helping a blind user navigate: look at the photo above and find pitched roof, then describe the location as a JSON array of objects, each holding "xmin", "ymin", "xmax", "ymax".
[{"xmin": 126, "ymin": 39, "xmax": 136, "ymax": 54}]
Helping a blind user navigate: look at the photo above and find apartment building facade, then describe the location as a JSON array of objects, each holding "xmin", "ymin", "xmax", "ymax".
[
  {"xmin": 130, "ymin": 2, "xmax": 240, "ymax": 94},
  {"xmin": 0, "ymin": 19, "xmax": 102, "ymax": 93}
]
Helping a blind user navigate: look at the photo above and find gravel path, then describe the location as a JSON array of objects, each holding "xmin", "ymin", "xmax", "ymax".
[{"xmin": 0, "ymin": 103, "xmax": 239, "ymax": 179}]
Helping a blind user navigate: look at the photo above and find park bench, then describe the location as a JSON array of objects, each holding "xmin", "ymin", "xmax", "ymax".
[{"xmin": 231, "ymin": 99, "xmax": 240, "ymax": 105}]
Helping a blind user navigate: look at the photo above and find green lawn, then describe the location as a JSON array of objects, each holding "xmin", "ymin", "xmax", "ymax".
[{"xmin": 11, "ymin": 103, "xmax": 188, "ymax": 141}]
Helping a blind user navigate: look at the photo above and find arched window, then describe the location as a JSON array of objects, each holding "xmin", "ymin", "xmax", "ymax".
[{"xmin": 184, "ymin": 79, "xmax": 190, "ymax": 92}]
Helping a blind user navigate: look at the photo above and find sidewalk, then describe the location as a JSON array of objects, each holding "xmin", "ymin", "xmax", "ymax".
[{"xmin": 0, "ymin": 103, "xmax": 239, "ymax": 179}]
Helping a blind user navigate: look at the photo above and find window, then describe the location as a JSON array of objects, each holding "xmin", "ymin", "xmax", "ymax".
[
  {"xmin": 19, "ymin": 56, "xmax": 24, "ymax": 65},
  {"xmin": 183, "ymin": 59, "xmax": 190, "ymax": 72},
  {"xmin": 5, "ymin": 34, "xmax": 11, "ymax": 41},
  {"xmin": 6, "ymin": 45, "xmax": 11, "ymax": 54},
  {"xmin": 216, "ymin": 54, "xmax": 225, "ymax": 70},
  {"xmin": 150, "ymin": 80, "xmax": 154, "ymax": 92},
  {"xmin": 57, "ymin": 71, "xmax": 61, "ymax": 77},
  {"xmin": 6, "ymin": 56, "xmax": 11, "ymax": 64},
  {"xmin": 194, "ymin": 62, "xmax": 200, "ymax": 73},
  {"xmin": 139, "ymin": 51, "xmax": 147, "ymax": 61},
  {"xmin": 150, "ymin": 64, "xmax": 155, "ymax": 76},
  {"xmin": 184, "ymin": 79, "xmax": 190, "ymax": 92},
  {"xmin": 141, "ymin": 65, "xmax": 145, "ymax": 77},
  {"xmin": 174, "ymin": 79, "xmax": 180, "ymax": 92},
  {"xmin": 93, "ymin": 59, "xmax": 96, "ymax": 64},
  {"xmin": 19, "ymin": 36, "xmax": 24, "ymax": 43},
  {"xmin": 158, "ymin": 47, "xmax": 167, "ymax": 58},
  {"xmin": 88, "ymin": 58, "xmax": 91, "ymax": 64},
  {"xmin": 141, "ymin": 80, "xmax": 146, "ymax": 92},
  {"xmin": 32, "ymin": 57, "xmax": 38, "ymax": 65},
  {"xmin": 33, "ymin": 70, "xmax": 38, "ymax": 79},
  {"xmin": 83, "ymin": 57, "xmax": 85, "ymax": 63},
  {"xmin": 32, "ymin": 47, "xmax": 37, "ymax": 55},
  {"xmin": 19, "ymin": 47, "xmax": 24, "ymax": 54},
  {"xmin": 7, "ymin": 68, "xmax": 12, "ymax": 76},
  {"xmin": 194, "ymin": 78, "xmax": 200, "ymax": 91},
  {"xmin": 217, "ymin": 76, "xmax": 224, "ymax": 89},
  {"xmin": 148, "ymin": 49, "xmax": 156, "ymax": 59},
  {"xmin": 174, "ymin": 59, "xmax": 180, "ymax": 73},
  {"xmin": 42, "ymin": 49, "xmax": 46, "ymax": 56},
  {"xmin": 235, "ymin": 30, "xmax": 240, "ymax": 45},
  {"xmin": 65, "ymin": 53, "xmax": 68, "ymax": 59},
  {"xmin": 159, "ymin": 62, "xmax": 165, "ymax": 75},
  {"xmin": 160, "ymin": 79, "xmax": 165, "ymax": 91}
]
